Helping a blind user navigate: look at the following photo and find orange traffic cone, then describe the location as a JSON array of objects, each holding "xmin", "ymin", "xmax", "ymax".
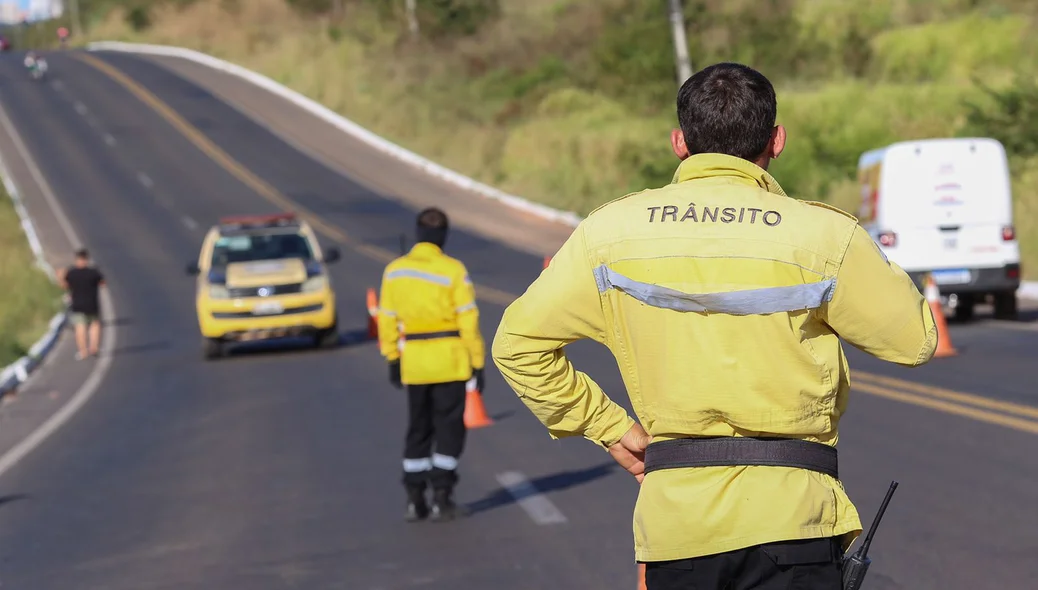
[
  {"xmin": 463, "ymin": 378, "xmax": 494, "ymax": 429},
  {"xmin": 924, "ymin": 274, "xmax": 957, "ymax": 358},
  {"xmin": 366, "ymin": 288, "xmax": 379, "ymax": 340},
  {"xmin": 637, "ymin": 563, "xmax": 647, "ymax": 590}
]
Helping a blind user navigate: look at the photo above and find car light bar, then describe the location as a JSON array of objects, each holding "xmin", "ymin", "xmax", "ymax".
[{"xmin": 218, "ymin": 212, "xmax": 299, "ymax": 229}]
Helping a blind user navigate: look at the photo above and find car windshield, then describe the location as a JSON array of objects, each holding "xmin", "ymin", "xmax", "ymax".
[{"xmin": 210, "ymin": 232, "xmax": 314, "ymax": 267}]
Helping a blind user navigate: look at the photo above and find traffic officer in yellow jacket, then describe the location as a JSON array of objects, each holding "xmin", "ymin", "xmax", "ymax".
[
  {"xmin": 378, "ymin": 207, "xmax": 486, "ymax": 522},
  {"xmin": 492, "ymin": 63, "xmax": 937, "ymax": 589}
]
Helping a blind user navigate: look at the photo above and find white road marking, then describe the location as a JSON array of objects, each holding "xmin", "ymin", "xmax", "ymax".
[
  {"xmin": 73, "ymin": 101, "xmax": 88, "ymax": 115},
  {"xmin": 103, "ymin": 134, "xmax": 116, "ymax": 147},
  {"xmin": 982, "ymin": 319, "xmax": 1038, "ymax": 333},
  {"xmin": 137, "ymin": 172, "xmax": 153, "ymax": 188},
  {"xmin": 181, "ymin": 215, "xmax": 198, "ymax": 230},
  {"xmin": 50, "ymin": 80, "xmax": 65, "ymax": 92},
  {"xmin": 85, "ymin": 116, "xmax": 100, "ymax": 130},
  {"xmin": 495, "ymin": 471, "xmax": 568, "ymax": 525},
  {"xmin": 0, "ymin": 100, "xmax": 117, "ymax": 478}
]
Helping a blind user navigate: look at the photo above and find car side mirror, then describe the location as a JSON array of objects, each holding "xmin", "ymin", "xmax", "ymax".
[
  {"xmin": 185, "ymin": 262, "xmax": 200, "ymax": 276},
  {"xmin": 324, "ymin": 247, "xmax": 341, "ymax": 264}
]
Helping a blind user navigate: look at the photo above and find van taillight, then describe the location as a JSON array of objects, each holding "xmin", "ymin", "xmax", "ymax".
[
  {"xmin": 878, "ymin": 232, "xmax": 897, "ymax": 247},
  {"xmin": 1002, "ymin": 226, "xmax": 1016, "ymax": 241},
  {"xmin": 1007, "ymin": 266, "xmax": 1021, "ymax": 279}
]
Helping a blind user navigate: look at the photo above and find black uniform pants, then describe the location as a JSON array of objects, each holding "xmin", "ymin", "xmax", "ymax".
[
  {"xmin": 645, "ymin": 537, "xmax": 843, "ymax": 590},
  {"xmin": 402, "ymin": 381, "xmax": 467, "ymax": 492}
]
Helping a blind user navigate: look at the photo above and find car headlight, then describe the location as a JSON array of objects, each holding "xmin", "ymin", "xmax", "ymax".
[
  {"xmin": 302, "ymin": 275, "xmax": 328, "ymax": 293},
  {"xmin": 208, "ymin": 285, "xmax": 231, "ymax": 299}
]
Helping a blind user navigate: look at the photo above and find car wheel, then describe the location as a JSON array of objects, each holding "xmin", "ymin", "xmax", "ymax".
[
  {"xmin": 315, "ymin": 318, "xmax": 339, "ymax": 349},
  {"xmin": 993, "ymin": 290, "xmax": 1018, "ymax": 320},
  {"xmin": 203, "ymin": 338, "xmax": 224, "ymax": 360}
]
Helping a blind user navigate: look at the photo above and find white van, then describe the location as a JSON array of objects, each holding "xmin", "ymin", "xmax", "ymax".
[{"xmin": 857, "ymin": 137, "xmax": 1020, "ymax": 320}]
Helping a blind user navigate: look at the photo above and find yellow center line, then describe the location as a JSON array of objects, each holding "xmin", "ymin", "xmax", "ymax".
[
  {"xmin": 76, "ymin": 53, "xmax": 1038, "ymax": 434},
  {"xmin": 74, "ymin": 53, "xmax": 517, "ymax": 308},
  {"xmin": 853, "ymin": 381, "xmax": 1038, "ymax": 436},
  {"xmin": 854, "ymin": 371, "xmax": 1038, "ymax": 420}
]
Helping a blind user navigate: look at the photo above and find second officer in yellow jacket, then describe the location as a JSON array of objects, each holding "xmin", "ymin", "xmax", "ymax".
[{"xmin": 378, "ymin": 207, "xmax": 485, "ymax": 522}]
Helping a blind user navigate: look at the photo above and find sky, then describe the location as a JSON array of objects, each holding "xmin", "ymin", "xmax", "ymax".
[{"xmin": 7, "ymin": 0, "xmax": 60, "ymax": 19}]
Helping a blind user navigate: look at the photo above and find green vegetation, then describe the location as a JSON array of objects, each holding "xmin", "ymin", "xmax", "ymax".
[
  {"xmin": 0, "ymin": 185, "xmax": 62, "ymax": 366},
  {"xmin": 33, "ymin": 0, "xmax": 1038, "ymax": 274}
]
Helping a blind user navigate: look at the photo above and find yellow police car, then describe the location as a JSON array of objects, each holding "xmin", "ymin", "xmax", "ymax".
[{"xmin": 186, "ymin": 213, "xmax": 341, "ymax": 359}]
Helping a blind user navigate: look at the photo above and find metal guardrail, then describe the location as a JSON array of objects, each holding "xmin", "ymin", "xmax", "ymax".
[{"xmin": 0, "ymin": 152, "xmax": 67, "ymax": 399}]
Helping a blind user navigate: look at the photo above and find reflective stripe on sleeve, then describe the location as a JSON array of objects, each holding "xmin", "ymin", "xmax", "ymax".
[
  {"xmin": 592, "ymin": 265, "xmax": 836, "ymax": 315},
  {"xmin": 456, "ymin": 302, "xmax": 477, "ymax": 313},
  {"xmin": 386, "ymin": 269, "xmax": 452, "ymax": 286},
  {"xmin": 431, "ymin": 453, "xmax": 458, "ymax": 470},
  {"xmin": 403, "ymin": 458, "xmax": 433, "ymax": 472}
]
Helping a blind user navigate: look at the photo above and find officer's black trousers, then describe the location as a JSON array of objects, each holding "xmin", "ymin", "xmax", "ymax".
[
  {"xmin": 402, "ymin": 381, "xmax": 467, "ymax": 492},
  {"xmin": 645, "ymin": 537, "xmax": 843, "ymax": 590}
]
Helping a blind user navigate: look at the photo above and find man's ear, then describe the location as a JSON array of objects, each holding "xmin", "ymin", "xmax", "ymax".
[
  {"xmin": 769, "ymin": 125, "xmax": 786, "ymax": 159},
  {"xmin": 671, "ymin": 129, "xmax": 690, "ymax": 160}
]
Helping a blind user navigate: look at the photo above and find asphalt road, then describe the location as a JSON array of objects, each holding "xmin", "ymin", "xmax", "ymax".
[{"xmin": 0, "ymin": 50, "xmax": 1034, "ymax": 589}]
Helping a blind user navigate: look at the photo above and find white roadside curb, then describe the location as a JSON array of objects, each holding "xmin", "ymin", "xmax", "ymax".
[
  {"xmin": 84, "ymin": 41, "xmax": 1038, "ymax": 302},
  {"xmin": 0, "ymin": 156, "xmax": 66, "ymax": 398}
]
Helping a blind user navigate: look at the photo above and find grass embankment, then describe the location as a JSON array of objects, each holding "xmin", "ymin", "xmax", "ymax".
[
  {"xmin": 0, "ymin": 185, "xmax": 62, "ymax": 366},
  {"xmin": 64, "ymin": 0, "xmax": 1038, "ymax": 276}
]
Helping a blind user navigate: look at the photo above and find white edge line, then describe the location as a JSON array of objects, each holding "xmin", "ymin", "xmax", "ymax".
[
  {"xmin": 103, "ymin": 133, "xmax": 117, "ymax": 146},
  {"xmin": 181, "ymin": 215, "xmax": 198, "ymax": 230},
  {"xmin": 496, "ymin": 471, "xmax": 568, "ymax": 525},
  {"xmin": 0, "ymin": 99, "xmax": 117, "ymax": 478},
  {"xmin": 137, "ymin": 172, "xmax": 153, "ymax": 188},
  {"xmin": 83, "ymin": 42, "xmax": 1038, "ymax": 301}
]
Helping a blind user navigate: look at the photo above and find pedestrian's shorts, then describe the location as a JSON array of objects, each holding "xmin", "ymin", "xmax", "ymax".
[{"xmin": 69, "ymin": 312, "xmax": 100, "ymax": 326}]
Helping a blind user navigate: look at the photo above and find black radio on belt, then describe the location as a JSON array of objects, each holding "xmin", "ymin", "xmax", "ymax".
[{"xmin": 842, "ymin": 481, "xmax": 899, "ymax": 590}]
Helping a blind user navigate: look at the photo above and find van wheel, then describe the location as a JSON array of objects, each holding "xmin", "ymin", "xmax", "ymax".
[
  {"xmin": 203, "ymin": 338, "xmax": 225, "ymax": 360},
  {"xmin": 993, "ymin": 291, "xmax": 1018, "ymax": 320},
  {"xmin": 315, "ymin": 317, "xmax": 339, "ymax": 349},
  {"xmin": 952, "ymin": 297, "xmax": 974, "ymax": 322}
]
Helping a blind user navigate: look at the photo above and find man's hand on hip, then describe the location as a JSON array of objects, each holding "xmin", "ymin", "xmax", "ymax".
[{"xmin": 608, "ymin": 423, "xmax": 652, "ymax": 483}]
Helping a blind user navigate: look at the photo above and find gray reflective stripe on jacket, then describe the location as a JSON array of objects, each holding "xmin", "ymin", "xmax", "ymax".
[
  {"xmin": 592, "ymin": 265, "xmax": 836, "ymax": 315},
  {"xmin": 385, "ymin": 268, "xmax": 453, "ymax": 286}
]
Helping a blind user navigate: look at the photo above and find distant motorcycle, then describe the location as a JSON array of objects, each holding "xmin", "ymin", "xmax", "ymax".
[{"xmin": 24, "ymin": 54, "xmax": 48, "ymax": 81}]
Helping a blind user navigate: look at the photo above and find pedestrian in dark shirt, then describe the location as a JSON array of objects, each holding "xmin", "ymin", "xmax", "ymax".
[{"xmin": 58, "ymin": 249, "xmax": 105, "ymax": 360}]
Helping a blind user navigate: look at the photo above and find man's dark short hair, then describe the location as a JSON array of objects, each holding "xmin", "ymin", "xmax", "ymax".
[
  {"xmin": 75, "ymin": 248, "xmax": 89, "ymax": 260},
  {"xmin": 676, "ymin": 63, "xmax": 777, "ymax": 162},
  {"xmin": 417, "ymin": 208, "xmax": 448, "ymax": 231},
  {"xmin": 416, "ymin": 208, "xmax": 449, "ymax": 247}
]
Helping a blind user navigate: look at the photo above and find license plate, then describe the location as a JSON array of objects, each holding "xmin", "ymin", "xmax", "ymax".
[
  {"xmin": 932, "ymin": 269, "xmax": 971, "ymax": 285},
  {"xmin": 253, "ymin": 301, "xmax": 284, "ymax": 315}
]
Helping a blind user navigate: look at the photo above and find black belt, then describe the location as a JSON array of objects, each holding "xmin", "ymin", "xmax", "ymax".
[
  {"xmin": 404, "ymin": 330, "xmax": 461, "ymax": 341},
  {"xmin": 643, "ymin": 437, "xmax": 839, "ymax": 479}
]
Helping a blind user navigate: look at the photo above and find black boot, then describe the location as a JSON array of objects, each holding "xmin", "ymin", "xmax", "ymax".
[
  {"xmin": 405, "ymin": 485, "xmax": 429, "ymax": 522},
  {"xmin": 429, "ymin": 487, "xmax": 463, "ymax": 522}
]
